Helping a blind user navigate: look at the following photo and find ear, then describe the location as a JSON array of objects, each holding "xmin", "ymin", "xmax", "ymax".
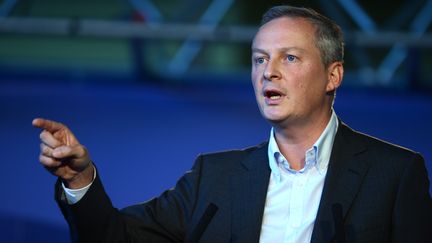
[{"xmin": 326, "ymin": 62, "xmax": 343, "ymax": 93}]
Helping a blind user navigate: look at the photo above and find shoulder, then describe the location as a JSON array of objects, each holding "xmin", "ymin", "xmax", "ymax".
[
  {"xmin": 338, "ymin": 122, "xmax": 424, "ymax": 171},
  {"xmin": 342, "ymin": 122, "xmax": 419, "ymax": 157}
]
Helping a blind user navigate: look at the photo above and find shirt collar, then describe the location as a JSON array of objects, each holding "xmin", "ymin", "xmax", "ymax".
[{"xmin": 268, "ymin": 110, "xmax": 339, "ymax": 179}]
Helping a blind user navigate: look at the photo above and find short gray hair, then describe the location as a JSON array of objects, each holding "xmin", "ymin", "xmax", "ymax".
[{"xmin": 261, "ymin": 5, "xmax": 344, "ymax": 67}]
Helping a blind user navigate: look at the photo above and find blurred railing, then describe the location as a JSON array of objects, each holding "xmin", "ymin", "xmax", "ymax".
[{"xmin": 1, "ymin": 17, "xmax": 432, "ymax": 47}]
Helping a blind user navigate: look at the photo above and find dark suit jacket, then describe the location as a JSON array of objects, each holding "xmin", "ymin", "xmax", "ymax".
[{"xmin": 56, "ymin": 122, "xmax": 432, "ymax": 243}]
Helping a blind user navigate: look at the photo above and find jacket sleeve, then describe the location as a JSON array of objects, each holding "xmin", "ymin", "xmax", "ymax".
[
  {"xmin": 391, "ymin": 153, "xmax": 432, "ymax": 243},
  {"xmin": 55, "ymin": 156, "xmax": 205, "ymax": 243}
]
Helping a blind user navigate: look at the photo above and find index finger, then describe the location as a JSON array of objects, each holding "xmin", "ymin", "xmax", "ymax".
[{"xmin": 32, "ymin": 118, "xmax": 66, "ymax": 133}]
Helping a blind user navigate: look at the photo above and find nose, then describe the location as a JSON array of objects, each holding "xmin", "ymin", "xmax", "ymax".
[{"xmin": 263, "ymin": 59, "xmax": 281, "ymax": 81}]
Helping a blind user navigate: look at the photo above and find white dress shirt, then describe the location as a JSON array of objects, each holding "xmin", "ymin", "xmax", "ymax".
[{"xmin": 259, "ymin": 111, "xmax": 339, "ymax": 243}]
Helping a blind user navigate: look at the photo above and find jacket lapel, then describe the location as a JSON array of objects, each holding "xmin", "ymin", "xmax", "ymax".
[
  {"xmin": 311, "ymin": 122, "xmax": 371, "ymax": 243},
  {"xmin": 230, "ymin": 143, "xmax": 271, "ymax": 243}
]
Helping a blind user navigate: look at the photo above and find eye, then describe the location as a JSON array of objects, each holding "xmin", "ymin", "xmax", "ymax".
[
  {"xmin": 286, "ymin": 55, "xmax": 297, "ymax": 62},
  {"xmin": 255, "ymin": 57, "xmax": 266, "ymax": 65}
]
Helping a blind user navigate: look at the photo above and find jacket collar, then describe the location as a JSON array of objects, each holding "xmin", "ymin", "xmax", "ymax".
[{"xmin": 230, "ymin": 142, "xmax": 271, "ymax": 243}]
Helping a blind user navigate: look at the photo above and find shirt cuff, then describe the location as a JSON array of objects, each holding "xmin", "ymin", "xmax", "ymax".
[{"xmin": 62, "ymin": 165, "xmax": 97, "ymax": 204}]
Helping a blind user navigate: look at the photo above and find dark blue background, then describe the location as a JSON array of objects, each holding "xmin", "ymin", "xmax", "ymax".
[{"xmin": 1, "ymin": 79, "xmax": 431, "ymax": 242}]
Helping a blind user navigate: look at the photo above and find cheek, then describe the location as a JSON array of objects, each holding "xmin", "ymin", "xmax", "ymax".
[
  {"xmin": 251, "ymin": 78, "xmax": 258, "ymax": 92},
  {"xmin": 285, "ymin": 68, "xmax": 306, "ymax": 91},
  {"xmin": 251, "ymin": 66, "xmax": 260, "ymax": 80},
  {"xmin": 288, "ymin": 69, "xmax": 317, "ymax": 101},
  {"xmin": 298, "ymin": 64, "xmax": 325, "ymax": 88},
  {"xmin": 251, "ymin": 71, "xmax": 262, "ymax": 91}
]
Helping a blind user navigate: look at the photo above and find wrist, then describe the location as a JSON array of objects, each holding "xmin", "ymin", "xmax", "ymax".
[{"xmin": 63, "ymin": 162, "xmax": 95, "ymax": 189}]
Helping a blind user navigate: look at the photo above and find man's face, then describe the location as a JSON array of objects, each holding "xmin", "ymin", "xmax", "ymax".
[{"xmin": 251, "ymin": 17, "xmax": 337, "ymax": 128}]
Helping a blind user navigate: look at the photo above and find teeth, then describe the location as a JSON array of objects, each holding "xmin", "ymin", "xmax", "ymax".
[{"xmin": 270, "ymin": 95, "xmax": 281, "ymax": 100}]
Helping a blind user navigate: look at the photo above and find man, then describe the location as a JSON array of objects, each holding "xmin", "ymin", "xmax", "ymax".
[{"xmin": 33, "ymin": 5, "xmax": 431, "ymax": 243}]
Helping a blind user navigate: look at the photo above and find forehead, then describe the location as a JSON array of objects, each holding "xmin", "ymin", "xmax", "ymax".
[{"xmin": 252, "ymin": 17, "xmax": 317, "ymax": 50}]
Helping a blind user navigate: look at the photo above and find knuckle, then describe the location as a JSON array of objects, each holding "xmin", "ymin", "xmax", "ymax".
[
  {"xmin": 39, "ymin": 131, "xmax": 46, "ymax": 140},
  {"xmin": 40, "ymin": 155, "xmax": 57, "ymax": 167},
  {"xmin": 76, "ymin": 145, "xmax": 86, "ymax": 157},
  {"xmin": 41, "ymin": 145, "xmax": 49, "ymax": 155},
  {"xmin": 41, "ymin": 143, "xmax": 54, "ymax": 157},
  {"xmin": 59, "ymin": 146, "xmax": 69, "ymax": 154},
  {"xmin": 54, "ymin": 146, "xmax": 70, "ymax": 158},
  {"xmin": 39, "ymin": 154, "xmax": 50, "ymax": 165},
  {"xmin": 53, "ymin": 149, "xmax": 62, "ymax": 157}
]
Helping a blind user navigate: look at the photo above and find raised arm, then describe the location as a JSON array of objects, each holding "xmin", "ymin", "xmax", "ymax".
[{"xmin": 32, "ymin": 118, "xmax": 200, "ymax": 243}]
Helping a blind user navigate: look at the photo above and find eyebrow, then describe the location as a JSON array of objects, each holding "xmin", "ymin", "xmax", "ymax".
[{"xmin": 251, "ymin": 47, "xmax": 306, "ymax": 54}]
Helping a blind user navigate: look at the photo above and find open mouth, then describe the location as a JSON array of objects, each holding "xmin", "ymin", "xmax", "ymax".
[{"xmin": 264, "ymin": 90, "xmax": 284, "ymax": 100}]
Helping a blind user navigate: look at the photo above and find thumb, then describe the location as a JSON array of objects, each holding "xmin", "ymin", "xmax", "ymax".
[{"xmin": 53, "ymin": 145, "xmax": 86, "ymax": 159}]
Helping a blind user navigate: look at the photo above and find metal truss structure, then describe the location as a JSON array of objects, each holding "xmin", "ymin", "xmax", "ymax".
[{"xmin": 0, "ymin": 0, "xmax": 431, "ymax": 88}]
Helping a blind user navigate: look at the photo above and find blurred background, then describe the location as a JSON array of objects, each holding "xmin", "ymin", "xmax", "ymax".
[{"xmin": 0, "ymin": 0, "xmax": 431, "ymax": 242}]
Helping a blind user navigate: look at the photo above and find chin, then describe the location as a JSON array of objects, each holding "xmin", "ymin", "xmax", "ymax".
[
  {"xmin": 263, "ymin": 112, "xmax": 288, "ymax": 124},
  {"xmin": 258, "ymin": 103, "xmax": 291, "ymax": 122}
]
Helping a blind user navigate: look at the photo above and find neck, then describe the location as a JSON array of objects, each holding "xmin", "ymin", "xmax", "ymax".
[{"xmin": 272, "ymin": 110, "xmax": 332, "ymax": 170}]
